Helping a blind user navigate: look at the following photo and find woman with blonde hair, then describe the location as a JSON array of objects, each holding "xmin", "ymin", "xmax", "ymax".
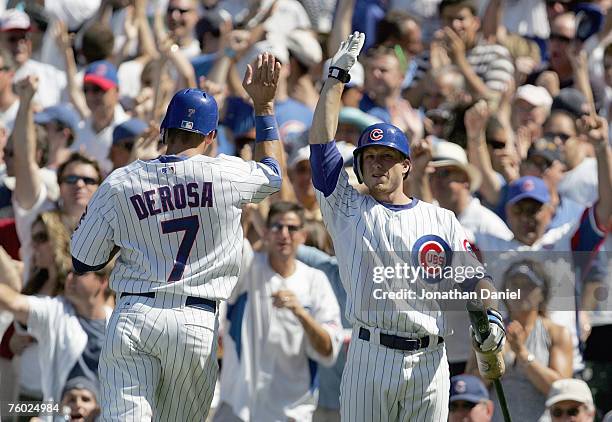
[{"xmin": 0, "ymin": 210, "xmax": 72, "ymax": 407}]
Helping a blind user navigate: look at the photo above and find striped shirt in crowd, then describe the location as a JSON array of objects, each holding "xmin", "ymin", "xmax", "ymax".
[{"xmin": 410, "ymin": 40, "xmax": 515, "ymax": 92}]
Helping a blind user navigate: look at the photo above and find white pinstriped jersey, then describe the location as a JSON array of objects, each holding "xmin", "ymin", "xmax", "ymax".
[
  {"xmin": 71, "ymin": 154, "xmax": 281, "ymax": 300},
  {"xmin": 315, "ymin": 166, "xmax": 482, "ymax": 338}
]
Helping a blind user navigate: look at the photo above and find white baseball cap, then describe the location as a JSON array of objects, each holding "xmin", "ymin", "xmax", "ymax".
[
  {"xmin": 515, "ymin": 84, "xmax": 553, "ymax": 108},
  {"xmin": 0, "ymin": 9, "xmax": 31, "ymax": 32},
  {"xmin": 545, "ymin": 379, "xmax": 594, "ymax": 408},
  {"xmin": 285, "ymin": 30, "xmax": 322, "ymax": 68},
  {"xmin": 430, "ymin": 140, "xmax": 482, "ymax": 192}
]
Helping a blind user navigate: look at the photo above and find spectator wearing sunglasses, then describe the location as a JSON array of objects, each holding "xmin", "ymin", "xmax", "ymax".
[
  {"xmin": 528, "ymin": 13, "xmax": 577, "ymax": 90},
  {"xmin": 546, "ymin": 379, "xmax": 595, "ymax": 422},
  {"xmin": 70, "ymin": 60, "xmax": 129, "ymax": 175},
  {"xmin": 217, "ymin": 202, "xmax": 342, "ymax": 422},
  {"xmin": 448, "ymin": 374, "xmax": 494, "ymax": 422},
  {"xmin": 166, "ymin": 0, "xmax": 201, "ymax": 60}
]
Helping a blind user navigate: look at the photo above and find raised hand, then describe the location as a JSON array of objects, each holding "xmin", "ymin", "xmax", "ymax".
[
  {"xmin": 442, "ymin": 27, "xmax": 466, "ymax": 63},
  {"xmin": 578, "ymin": 115, "xmax": 609, "ymax": 148},
  {"xmin": 464, "ymin": 100, "xmax": 489, "ymax": 139},
  {"xmin": 14, "ymin": 75, "xmax": 39, "ymax": 102},
  {"xmin": 242, "ymin": 52, "xmax": 281, "ymax": 110},
  {"xmin": 330, "ymin": 31, "xmax": 365, "ymax": 71}
]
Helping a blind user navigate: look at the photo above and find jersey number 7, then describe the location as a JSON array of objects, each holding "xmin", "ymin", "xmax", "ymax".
[{"xmin": 161, "ymin": 215, "xmax": 200, "ymax": 282}]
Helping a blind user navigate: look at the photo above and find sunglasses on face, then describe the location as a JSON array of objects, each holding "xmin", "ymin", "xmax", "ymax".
[
  {"xmin": 269, "ymin": 223, "xmax": 302, "ymax": 233},
  {"xmin": 61, "ymin": 175, "xmax": 99, "ymax": 186},
  {"xmin": 551, "ymin": 406, "xmax": 581, "ymax": 417},
  {"xmin": 487, "ymin": 140, "xmax": 506, "ymax": 150},
  {"xmin": 449, "ymin": 401, "xmax": 479, "ymax": 412},
  {"xmin": 167, "ymin": 6, "xmax": 193, "ymax": 14},
  {"xmin": 544, "ymin": 132, "xmax": 571, "ymax": 142},
  {"xmin": 83, "ymin": 85, "xmax": 105, "ymax": 95},
  {"xmin": 550, "ymin": 33, "xmax": 574, "ymax": 43},
  {"xmin": 31, "ymin": 231, "xmax": 49, "ymax": 244},
  {"xmin": 7, "ymin": 33, "xmax": 29, "ymax": 44}
]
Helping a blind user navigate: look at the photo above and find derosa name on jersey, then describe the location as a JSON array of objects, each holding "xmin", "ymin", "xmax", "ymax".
[{"xmin": 129, "ymin": 181, "xmax": 214, "ymax": 220}]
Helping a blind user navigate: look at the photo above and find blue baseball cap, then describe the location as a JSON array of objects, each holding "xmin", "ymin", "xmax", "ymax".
[
  {"xmin": 507, "ymin": 176, "xmax": 550, "ymax": 205},
  {"xmin": 113, "ymin": 118, "xmax": 148, "ymax": 145},
  {"xmin": 34, "ymin": 104, "xmax": 81, "ymax": 131},
  {"xmin": 84, "ymin": 60, "xmax": 119, "ymax": 90},
  {"xmin": 450, "ymin": 375, "xmax": 489, "ymax": 403}
]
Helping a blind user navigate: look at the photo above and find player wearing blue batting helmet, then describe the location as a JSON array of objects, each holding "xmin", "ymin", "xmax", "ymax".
[
  {"xmin": 352, "ymin": 122, "xmax": 411, "ymax": 183},
  {"xmin": 161, "ymin": 89, "xmax": 218, "ymax": 141}
]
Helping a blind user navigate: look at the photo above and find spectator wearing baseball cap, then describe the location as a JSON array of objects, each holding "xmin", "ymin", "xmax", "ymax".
[
  {"xmin": 546, "ymin": 379, "xmax": 595, "ymax": 421},
  {"xmin": 0, "ymin": 9, "xmax": 67, "ymax": 109},
  {"xmin": 522, "ymin": 138, "xmax": 585, "ymax": 230},
  {"xmin": 59, "ymin": 376, "xmax": 101, "ymax": 422},
  {"xmin": 110, "ymin": 118, "xmax": 148, "ymax": 170},
  {"xmin": 511, "ymin": 84, "xmax": 553, "ymax": 142},
  {"xmin": 283, "ymin": 30, "xmax": 323, "ymax": 110},
  {"xmin": 71, "ymin": 60, "xmax": 129, "ymax": 175},
  {"xmin": 449, "ymin": 375, "xmax": 494, "ymax": 422},
  {"xmin": 35, "ymin": 104, "xmax": 82, "ymax": 169}
]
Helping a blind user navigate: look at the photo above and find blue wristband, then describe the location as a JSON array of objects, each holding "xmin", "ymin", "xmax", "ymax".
[{"xmin": 255, "ymin": 115, "xmax": 280, "ymax": 143}]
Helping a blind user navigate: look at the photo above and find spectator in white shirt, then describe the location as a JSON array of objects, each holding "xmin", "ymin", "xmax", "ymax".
[
  {"xmin": 216, "ymin": 202, "xmax": 342, "ymax": 422},
  {"xmin": 70, "ymin": 60, "xmax": 129, "ymax": 174},
  {"xmin": 0, "ymin": 9, "xmax": 67, "ymax": 109},
  {"xmin": 0, "ymin": 48, "xmax": 19, "ymax": 134}
]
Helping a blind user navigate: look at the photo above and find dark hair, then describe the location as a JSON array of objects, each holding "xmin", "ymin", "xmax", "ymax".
[
  {"xmin": 22, "ymin": 211, "xmax": 71, "ymax": 296},
  {"xmin": 164, "ymin": 127, "xmax": 210, "ymax": 146},
  {"xmin": 503, "ymin": 259, "xmax": 551, "ymax": 316},
  {"xmin": 195, "ymin": 15, "xmax": 222, "ymax": 48},
  {"xmin": 57, "ymin": 152, "xmax": 103, "ymax": 185},
  {"xmin": 439, "ymin": 0, "xmax": 478, "ymax": 17},
  {"xmin": 544, "ymin": 109, "xmax": 577, "ymax": 133},
  {"xmin": 376, "ymin": 11, "xmax": 420, "ymax": 46},
  {"xmin": 81, "ymin": 23, "xmax": 115, "ymax": 63},
  {"xmin": 266, "ymin": 201, "xmax": 305, "ymax": 227},
  {"xmin": 605, "ymin": 43, "xmax": 612, "ymax": 59}
]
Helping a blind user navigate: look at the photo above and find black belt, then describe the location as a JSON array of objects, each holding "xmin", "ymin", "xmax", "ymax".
[
  {"xmin": 358, "ymin": 327, "xmax": 443, "ymax": 352},
  {"xmin": 119, "ymin": 292, "xmax": 217, "ymax": 313}
]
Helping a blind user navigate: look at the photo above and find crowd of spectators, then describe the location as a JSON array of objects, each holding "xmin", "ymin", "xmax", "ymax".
[{"xmin": 0, "ymin": 0, "xmax": 610, "ymax": 421}]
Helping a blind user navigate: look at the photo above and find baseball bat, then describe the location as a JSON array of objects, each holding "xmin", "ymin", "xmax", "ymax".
[{"xmin": 467, "ymin": 299, "xmax": 512, "ymax": 422}]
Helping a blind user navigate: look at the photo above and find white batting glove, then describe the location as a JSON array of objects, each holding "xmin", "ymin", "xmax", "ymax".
[
  {"xmin": 330, "ymin": 31, "xmax": 365, "ymax": 72},
  {"xmin": 471, "ymin": 309, "xmax": 506, "ymax": 353}
]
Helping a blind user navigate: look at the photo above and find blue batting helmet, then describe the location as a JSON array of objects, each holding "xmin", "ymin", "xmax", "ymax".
[
  {"xmin": 161, "ymin": 89, "xmax": 218, "ymax": 138},
  {"xmin": 352, "ymin": 122, "xmax": 410, "ymax": 183}
]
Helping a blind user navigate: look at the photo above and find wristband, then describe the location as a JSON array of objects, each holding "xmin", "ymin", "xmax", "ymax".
[
  {"xmin": 255, "ymin": 115, "xmax": 280, "ymax": 142},
  {"xmin": 328, "ymin": 66, "xmax": 351, "ymax": 84}
]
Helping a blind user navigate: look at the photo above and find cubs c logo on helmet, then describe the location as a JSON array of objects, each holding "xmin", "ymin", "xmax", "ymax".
[
  {"xmin": 411, "ymin": 235, "xmax": 453, "ymax": 284},
  {"xmin": 369, "ymin": 128, "xmax": 384, "ymax": 141}
]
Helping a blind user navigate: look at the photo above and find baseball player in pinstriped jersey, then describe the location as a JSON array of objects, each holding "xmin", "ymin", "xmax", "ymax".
[
  {"xmin": 309, "ymin": 33, "xmax": 507, "ymax": 421},
  {"xmin": 70, "ymin": 53, "xmax": 285, "ymax": 421}
]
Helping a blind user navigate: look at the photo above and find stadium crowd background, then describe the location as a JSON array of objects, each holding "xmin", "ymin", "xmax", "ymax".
[{"xmin": 0, "ymin": 0, "xmax": 610, "ymax": 420}]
